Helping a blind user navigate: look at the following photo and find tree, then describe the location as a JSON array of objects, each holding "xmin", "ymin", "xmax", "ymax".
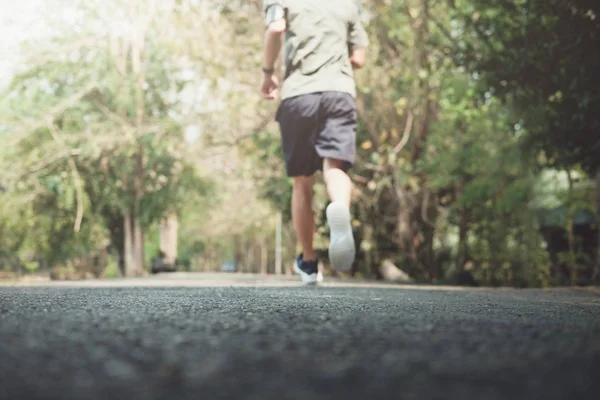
[
  {"xmin": 0, "ymin": 0, "xmax": 220, "ymax": 274},
  {"xmin": 450, "ymin": 0, "xmax": 600, "ymax": 283},
  {"xmin": 1, "ymin": 0, "xmax": 595, "ymax": 286}
]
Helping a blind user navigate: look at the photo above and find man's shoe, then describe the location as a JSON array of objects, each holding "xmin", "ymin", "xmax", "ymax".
[
  {"xmin": 326, "ymin": 202, "xmax": 356, "ymax": 272},
  {"xmin": 294, "ymin": 254, "xmax": 322, "ymax": 285}
]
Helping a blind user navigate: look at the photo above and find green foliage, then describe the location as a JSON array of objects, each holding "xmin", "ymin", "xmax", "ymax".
[
  {"xmin": 0, "ymin": 0, "xmax": 219, "ymax": 271},
  {"xmin": 0, "ymin": 0, "xmax": 597, "ymax": 285},
  {"xmin": 23, "ymin": 261, "xmax": 40, "ymax": 274},
  {"xmin": 245, "ymin": 130, "xmax": 293, "ymax": 220},
  {"xmin": 452, "ymin": 0, "xmax": 600, "ymax": 175},
  {"xmin": 102, "ymin": 258, "xmax": 121, "ymax": 279},
  {"xmin": 236, "ymin": 0, "xmax": 597, "ymax": 286}
]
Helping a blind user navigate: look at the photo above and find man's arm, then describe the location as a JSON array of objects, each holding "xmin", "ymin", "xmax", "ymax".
[
  {"xmin": 262, "ymin": 1, "xmax": 287, "ymax": 74},
  {"xmin": 348, "ymin": 3, "xmax": 369, "ymax": 69}
]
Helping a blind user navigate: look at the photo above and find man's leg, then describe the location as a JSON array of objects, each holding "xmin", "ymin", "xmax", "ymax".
[
  {"xmin": 323, "ymin": 158, "xmax": 352, "ymax": 207},
  {"xmin": 323, "ymin": 159, "xmax": 356, "ymax": 272},
  {"xmin": 276, "ymin": 94, "xmax": 323, "ymax": 284},
  {"xmin": 292, "ymin": 175, "xmax": 316, "ymax": 261},
  {"xmin": 315, "ymin": 92, "xmax": 358, "ymax": 272}
]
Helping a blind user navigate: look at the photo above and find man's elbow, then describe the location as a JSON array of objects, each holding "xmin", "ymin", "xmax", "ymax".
[{"xmin": 266, "ymin": 19, "xmax": 286, "ymax": 35}]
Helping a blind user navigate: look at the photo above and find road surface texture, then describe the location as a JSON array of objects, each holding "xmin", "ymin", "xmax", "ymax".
[{"xmin": 1, "ymin": 273, "xmax": 599, "ymax": 400}]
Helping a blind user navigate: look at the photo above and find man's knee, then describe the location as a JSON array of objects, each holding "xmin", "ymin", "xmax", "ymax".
[
  {"xmin": 293, "ymin": 176, "xmax": 314, "ymax": 196},
  {"xmin": 323, "ymin": 158, "xmax": 347, "ymax": 172}
]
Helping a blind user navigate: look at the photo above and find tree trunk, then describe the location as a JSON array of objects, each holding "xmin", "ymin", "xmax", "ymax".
[
  {"xmin": 130, "ymin": 0, "xmax": 150, "ymax": 277},
  {"xmin": 395, "ymin": 0, "xmax": 433, "ymax": 278},
  {"xmin": 396, "ymin": 188, "xmax": 411, "ymax": 251},
  {"xmin": 98, "ymin": 247, "xmax": 109, "ymax": 277},
  {"xmin": 285, "ymin": 224, "xmax": 297, "ymax": 275},
  {"xmin": 123, "ymin": 208, "xmax": 136, "ymax": 277},
  {"xmin": 458, "ymin": 205, "xmax": 469, "ymax": 273},
  {"xmin": 409, "ymin": 0, "xmax": 432, "ymax": 166},
  {"xmin": 234, "ymin": 234, "xmax": 243, "ymax": 272},
  {"xmin": 397, "ymin": 209, "xmax": 413, "ymax": 255},
  {"xmin": 396, "ymin": 189, "xmax": 420, "ymax": 272},
  {"xmin": 593, "ymin": 170, "xmax": 600, "ymax": 283},
  {"xmin": 363, "ymin": 223, "xmax": 381, "ymax": 279},
  {"xmin": 422, "ymin": 223, "xmax": 436, "ymax": 280},
  {"xmin": 132, "ymin": 144, "xmax": 145, "ymax": 276},
  {"xmin": 133, "ymin": 213, "xmax": 144, "ymax": 275},
  {"xmin": 159, "ymin": 213, "xmax": 179, "ymax": 266},
  {"xmin": 275, "ymin": 212, "xmax": 282, "ymax": 275},
  {"xmin": 566, "ymin": 169, "xmax": 577, "ymax": 285},
  {"xmin": 247, "ymin": 238, "xmax": 255, "ymax": 273},
  {"xmin": 260, "ymin": 237, "xmax": 268, "ymax": 274},
  {"xmin": 104, "ymin": 211, "xmax": 125, "ymax": 276}
]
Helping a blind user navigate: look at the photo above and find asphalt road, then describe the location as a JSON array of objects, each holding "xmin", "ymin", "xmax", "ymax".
[{"xmin": 1, "ymin": 274, "xmax": 599, "ymax": 400}]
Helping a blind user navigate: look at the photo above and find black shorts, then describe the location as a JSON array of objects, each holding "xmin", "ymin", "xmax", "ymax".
[{"xmin": 275, "ymin": 91, "xmax": 357, "ymax": 177}]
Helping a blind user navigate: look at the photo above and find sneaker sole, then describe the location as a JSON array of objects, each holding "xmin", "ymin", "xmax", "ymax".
[
  {"xmin": 326, "ymin": 202, "xmax": 356, "ymax": 272},
  {"xmin": 294, "ymin": 260, "xmax": 320, "ymax": 285}
]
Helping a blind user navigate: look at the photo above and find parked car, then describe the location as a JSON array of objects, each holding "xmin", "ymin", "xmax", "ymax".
[
  {"xmin": 221, "ymin": 260, "xmax": 236, "ymax": 273},
  {"xmin": 150, "ymin": 252, "xmax": 177, "ymax": 274}
]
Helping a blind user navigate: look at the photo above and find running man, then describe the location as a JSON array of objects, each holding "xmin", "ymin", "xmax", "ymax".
[{"xmin": 260, "ymin": 0, "xmax": 369, "ymax": 284}]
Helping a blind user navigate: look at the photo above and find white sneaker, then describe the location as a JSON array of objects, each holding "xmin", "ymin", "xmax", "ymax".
[{"xmin": 326, "ymin": 202, "xmax": 356, "ymax": 272}]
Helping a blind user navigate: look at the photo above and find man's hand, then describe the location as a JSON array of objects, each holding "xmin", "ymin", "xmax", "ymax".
[
  {"xmin": 261, "ymin": 73, "xmax": 280, "ymax": 100},
  {"xmin": 349, "ymin": 48, "xmax": 366, "ymax": 69}
]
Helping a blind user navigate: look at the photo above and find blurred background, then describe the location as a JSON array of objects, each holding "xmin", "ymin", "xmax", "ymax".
[{"xmin": 0, "ymin": 0, "xmax": 598, "ymax": 287}]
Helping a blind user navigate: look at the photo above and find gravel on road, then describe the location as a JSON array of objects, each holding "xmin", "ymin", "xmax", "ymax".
[{"xmin": 1, "ymin": 283, "xmax": 599, "ymax": 400}]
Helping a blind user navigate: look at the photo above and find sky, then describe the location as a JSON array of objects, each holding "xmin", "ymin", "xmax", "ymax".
[
  {"xmin": 0, "ymin": 0, "xmax": 215, "ymax": 144},
  {"xmin": 0, "ymin": 0, "xmax": 49, "ymax": 86}
]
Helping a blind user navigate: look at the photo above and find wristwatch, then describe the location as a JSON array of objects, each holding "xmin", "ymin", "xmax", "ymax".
[{"xmin": 262, "ymin": 66, "xmax": 275, "ymax": 75}]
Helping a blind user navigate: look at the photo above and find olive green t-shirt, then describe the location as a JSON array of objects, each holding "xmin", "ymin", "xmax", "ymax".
[{"xmin": 263, "ymin": 0, "xmax": 369, "ymax": 100}]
